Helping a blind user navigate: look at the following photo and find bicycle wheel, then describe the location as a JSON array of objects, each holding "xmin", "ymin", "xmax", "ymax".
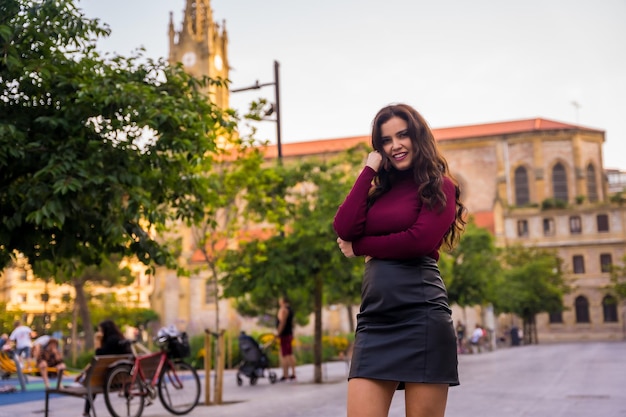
[
  {"xmin": 104, "ymin": 364, "xmax": 146, "ymax": 417},
  {"xmin": 158, "ymin": 360, "xmax": 200, "ymax": 415}
]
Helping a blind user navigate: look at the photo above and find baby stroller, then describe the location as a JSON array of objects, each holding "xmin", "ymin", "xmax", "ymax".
[{"xmin": 236, "ymin": 332, "xmax": 277, "ymax": 386}]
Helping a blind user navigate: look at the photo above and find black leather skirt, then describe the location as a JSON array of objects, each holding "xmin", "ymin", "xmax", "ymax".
[{"xmin": 349, "ymin": 257, "xmax": 459, "ymax": 388}]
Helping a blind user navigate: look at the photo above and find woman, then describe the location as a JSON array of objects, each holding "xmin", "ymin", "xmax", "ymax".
[
  {"xmin": 82, "ymin": 320, "xmax": 131, "ymax": 416},
  {"xmin": 333, "ymin": 103, "xmax": 466, "ymax": 417}
]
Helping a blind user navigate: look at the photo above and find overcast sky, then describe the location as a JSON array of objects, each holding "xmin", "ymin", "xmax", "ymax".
[{"xmin": 79, "ymin": 0, "xmax": 626, "ymax": 170}]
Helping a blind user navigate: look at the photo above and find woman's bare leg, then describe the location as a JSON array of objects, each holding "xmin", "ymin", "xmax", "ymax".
[
  {"xmin": 347, "ymin": 378, "xmax": 397, "ymax": 417},
  {"xmin": 404, "ymin": 383, "xmax": 449, "ymax": 417},
  {"xmin": 38, "ymin": 360, "xmax": 49, "ymax": 388}
]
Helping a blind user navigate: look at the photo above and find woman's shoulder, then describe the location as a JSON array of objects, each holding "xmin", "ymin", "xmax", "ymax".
[{"xmin": 442, "ymin": 176, "xmax": 456, "ymax": 193}]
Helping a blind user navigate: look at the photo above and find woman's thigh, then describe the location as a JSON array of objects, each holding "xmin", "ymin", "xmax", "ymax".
[
  {"xmin": 404, "ymin": 383, "xmax": 449, "ymax": 417},
  {"xmin": 347, "ymin": 378, "xmax": 398, "ymax": 417}
]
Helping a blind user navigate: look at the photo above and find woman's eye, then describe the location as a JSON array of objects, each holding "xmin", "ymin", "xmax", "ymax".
[{"xmin": 381, "ymin": 137, "xmax": 391, "ymax": 144}]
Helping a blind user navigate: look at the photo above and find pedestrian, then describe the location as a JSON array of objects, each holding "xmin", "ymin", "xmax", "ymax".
[
  {"xmin": 80, "ymin": 319, "xmax": 132, "ymax": 416},
  {"xmin": 9, "ymin": 320, "xmax": 33, "ymax": 360},
  {"xmin": 0, "ymin": 333, "xmax": 8, "ymax": 351},
  {"xmin": 470, "ymin": 324, "xmax": 484, "ymax": 353},
  {"xmin": 276, "ymin": 296, "xmax": 296, "ymax": 381},
  {"xmin": 455, "ymin": 321, "xmax": 466, "ymax": 353},
  {"xmin": 333, "ymin": 103, "xmax": 466, "ymax": 417},
  {"xmin": 36, "ymin": 337, "xmax": 65, "ymax": 389}
]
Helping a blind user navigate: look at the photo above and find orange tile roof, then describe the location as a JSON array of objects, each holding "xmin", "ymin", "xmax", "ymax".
[
  {"xmin": 263, "ymin": 117, "xmax": 604, "ymax": 159},
  {"xmin": 472, "ymin": 211, "xmax": 495, "ymax": 234},
  {"xmin": 189, "ymin": 228, "xmax": 276, "ymax": 264},
  {"xmin": 433, "ymin": 117, "xmax": 602, "ymax": 141}
]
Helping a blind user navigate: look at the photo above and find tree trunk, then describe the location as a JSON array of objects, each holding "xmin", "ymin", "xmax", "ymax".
[
  {"xmin": 74, "ymin": 280, "xmax": 94, "ymax": 351},
  {"xmin": 346, "ymin": 304, "xmax": 355, "ymax": 333},
  {"xmin": 522, "ymin": 314, "xmax": 538, "ymax": 345},
  {"xmin": 313, "ymin": 273, "xmax": 323, "ymax": 383},
  {"xmin": 71, "ymin": 302, "xmax": 78, "ymax": 364},
  {"xmin": 209, "ymin": 261, "xmax": 220, "ymax": 332}
]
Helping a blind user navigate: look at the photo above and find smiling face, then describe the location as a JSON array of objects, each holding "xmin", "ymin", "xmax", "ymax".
[{"xmin": 380, "ymin": 116, "xmax": 413, "ymax": 171}]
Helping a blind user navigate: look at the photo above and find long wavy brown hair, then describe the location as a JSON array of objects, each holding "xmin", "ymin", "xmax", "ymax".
[{"xmin": 368, "ymin": 103, "xmax": 466, "ymax": 250}]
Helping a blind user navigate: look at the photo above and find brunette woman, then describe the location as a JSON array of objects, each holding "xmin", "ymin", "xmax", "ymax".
[{"xmin": 334, "ymin": 103, "xmax": 466, "ymax": 417}]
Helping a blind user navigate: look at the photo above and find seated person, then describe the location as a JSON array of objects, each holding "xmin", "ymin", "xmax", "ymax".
[
  {"xmin": 82, "ymin": 319, "xmax": 131, "ymax": 416},
  {"xmin": 37, "ymin": 338, "xmax": 65, "ymax": 388},
  {"xmin": 31, "ymin": 334, "xmax": 51, "ymax": 361}
]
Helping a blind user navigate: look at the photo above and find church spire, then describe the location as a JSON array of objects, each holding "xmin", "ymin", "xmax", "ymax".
[{"xmin": 169, "ymin": 0, "xmax": 229, "ymax": 109}]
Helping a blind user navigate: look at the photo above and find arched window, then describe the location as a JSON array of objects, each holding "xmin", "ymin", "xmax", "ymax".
[
  {"xmin": 514, "ymin": 166, "xmax": 530, "ymax": 206},
  {"xmin": 586, "ymin": 164, "xmax": 598, "ymax": 202},
  {"xmin": 575, "ymin": 295, "xmax": 590, "ymax": 323},
  {"xmin": 602, "ymin": 295, "xmax": 618, "ymax": 322},
  {"xmin": 552, "ymin": 163, "xmax": 568, "ymax": 202}
]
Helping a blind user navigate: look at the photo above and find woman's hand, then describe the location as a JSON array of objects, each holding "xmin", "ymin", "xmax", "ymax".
[
  {"xmin": 94, "ymin": 331, "xmax": 103, "ymax": 348},
  {"xmin": 366, "ymin": 151, "xmax": 382, "ymax": 172},
  {"xmin": 337, "ymin": 237, "xmax": 356, "ymax": 258}
]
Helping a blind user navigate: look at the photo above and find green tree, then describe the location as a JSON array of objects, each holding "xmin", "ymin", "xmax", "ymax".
[
  {"xmin": 220, "ymin": 145, "xmax": 366, "ymax": 383},
  {"xmin": 446, "ymin": 219, "xmax": 501, "ymax": 316},
  {"xmin": 0, "ymin": 301, "xmax": 25, "ymax": 334},
  {"xmin": 494, "ymin": 245, "xmax": 568, "ymax": 344},
  {"xmin": 34, "ymin": 255, "xmax": 134, "ymax": 351},
  {"xmin": 191, "ymin": 132, "xmax": 268, "ymax": 333},
  {"xmin": 1, "ymin": 0, "xmax": 233, "ymax": 274},
  {"xmin": 609, "ymin": 254, "xmax": 626, "ymax": 299}
]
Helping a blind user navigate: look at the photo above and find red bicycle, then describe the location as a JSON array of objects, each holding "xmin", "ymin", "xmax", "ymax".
[{"xmin": 103, "ymin": 333, "xmax": 200, "ymax": 417}]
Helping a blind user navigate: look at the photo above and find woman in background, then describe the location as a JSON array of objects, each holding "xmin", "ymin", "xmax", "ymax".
[{"xmin": 82, "ymin": 319, "xmax": 131, "ymax": 416}]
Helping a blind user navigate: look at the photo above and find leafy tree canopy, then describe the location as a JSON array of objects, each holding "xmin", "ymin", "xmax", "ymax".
[
  {"xmin": 609, "ymin": 254, "xmax": 626, "ymax": 299},
  {"xmin": 0, "ymin": 0, "xmax": 234, "ymax": 272},
  {"xmin": 446, "ymin": 219, "xmax": 501, "ymax": 307},
  {"xmin": 219, "ymin": 144, "xmax": 368, "ymax": 326},
  {"xmin": 494, "ymin": 245, "xmax": 568, "ymax": 318}
]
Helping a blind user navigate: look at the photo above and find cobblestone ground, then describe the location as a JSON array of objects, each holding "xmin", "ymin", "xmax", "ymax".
[{"xmin": 1, "ymin": 341, "xmax": 625, "ymax": 417}]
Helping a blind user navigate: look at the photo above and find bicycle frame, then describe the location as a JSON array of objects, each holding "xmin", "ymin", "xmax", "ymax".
[
  {"xmin": 129, "ymin": 350, "xmax": 183, "ymax": 395},
  {"xmin": 105, "ymin": 337, "xmax": 200, "ymax": 417}
]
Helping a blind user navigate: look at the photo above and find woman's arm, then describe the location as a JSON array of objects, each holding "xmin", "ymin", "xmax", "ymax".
[{"xmin": 333, "ymin": 166, "xmax": 376, "ymax": 240}]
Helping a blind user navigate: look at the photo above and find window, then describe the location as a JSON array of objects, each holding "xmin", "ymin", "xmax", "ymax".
[
  {"xmin": 572, "ymin": 255, "xmax": 585, "ymax": 274},
  {"xmin": 18, "ymin": 293, "xmax": 27, "ymax": 303},
  {"xmin": 19, "ymin": 270, "xmax": 27, "ymax": 281},
  {"xmin": 552, "ymin": 162, "xmax": 569, "ymax": 202},
  {"xmin": 600, "ymin": 253, "xmax": 613, "ymax": 273},
  {"xmin": 586, "ymin": 164, "xmax": 598, "ymax": 202},
  {"xmin": 597, "ymin": 214, "xmax": 609, "ymax": 232},
  {"xmin": 514, "ymin": 166, "xmax": 530, "ymax": 206},
  {"xmin": 575, "ymin": 296, "xmax": 590, "ymax": 323},
  {"xmin": 548, "ymin": 311, "xmax": 563, "ymax": 323},
  {"xmin": 602, "ymin": 295, "xmax": 618, "ymax": 322},
  {"xmin": 517, "ymin": 220, "xmax": 529, "ymax": 237},
  {"xmin": 569, "ymin": 216, "xmax": 582, "ymax": 234},
  {"xmin": 543, "ymin": 218, "xmax": 555, "ymax": 236}
]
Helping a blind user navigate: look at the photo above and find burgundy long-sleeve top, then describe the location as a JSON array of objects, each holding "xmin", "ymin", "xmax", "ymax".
[{"xmin": 333, "ymin": 166, "xmax": 456, "ymax": 261}]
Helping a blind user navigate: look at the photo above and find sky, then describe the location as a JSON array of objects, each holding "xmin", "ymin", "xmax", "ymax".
[{"xmin": 78, "ymin": 0, "xmax": 626, "ymax": 170}]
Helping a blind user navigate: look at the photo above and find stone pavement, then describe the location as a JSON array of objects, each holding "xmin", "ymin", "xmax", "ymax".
[{"xmin": 1, "ymin": 340, "xmax": 625, "ymax": 417}]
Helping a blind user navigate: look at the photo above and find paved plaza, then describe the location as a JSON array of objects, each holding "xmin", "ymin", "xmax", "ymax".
[{"xmin": 0, "ymin": 340, "xmax": 624, "ymax": 417}]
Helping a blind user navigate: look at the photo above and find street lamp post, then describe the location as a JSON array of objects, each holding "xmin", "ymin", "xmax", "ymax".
[{"xmin": 230, "ymin": 60, "xmax": 282, "ymax": 161}]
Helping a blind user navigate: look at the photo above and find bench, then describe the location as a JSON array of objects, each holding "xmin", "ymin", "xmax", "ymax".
[{"xmin": 44, "ymin": 354, "xmax": 133, "ymax": 417}]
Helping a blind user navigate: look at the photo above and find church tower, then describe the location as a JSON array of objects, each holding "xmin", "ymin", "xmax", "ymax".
[{"xmin": 168, "ymin": 0, "xmax": 229, "ymax": 109}]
